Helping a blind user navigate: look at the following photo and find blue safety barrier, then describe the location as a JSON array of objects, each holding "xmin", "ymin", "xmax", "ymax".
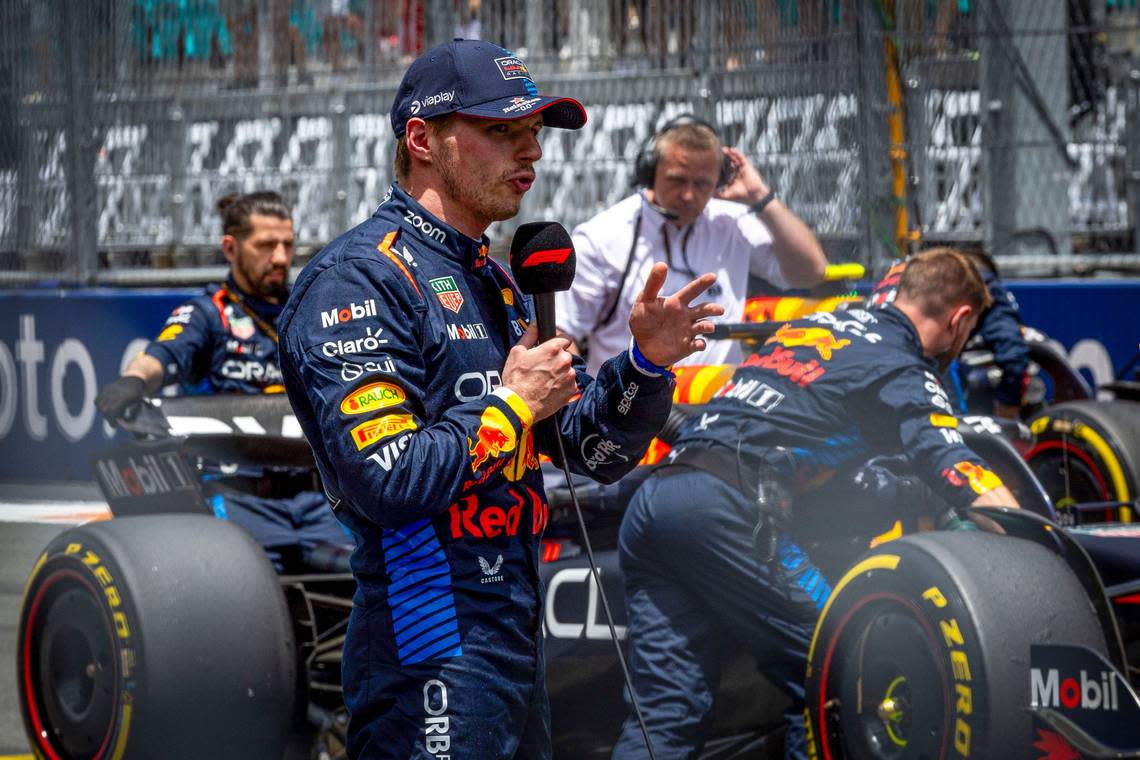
[{"xmin": 0, "ymin": 281, "xmax": 1136, "ymax": 482}]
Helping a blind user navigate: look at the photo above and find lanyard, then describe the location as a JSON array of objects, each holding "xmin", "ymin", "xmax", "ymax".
[
  {"xmin": 661, "ymin": 220, "xmax": 696, "ymax": 280},
  {"xmin": 221, "ymin": 285, "xmax": 279, "ymax": 344},
  {"xmin": 660, "ymin": 218, "xmax": 721, "ymax": 298}
]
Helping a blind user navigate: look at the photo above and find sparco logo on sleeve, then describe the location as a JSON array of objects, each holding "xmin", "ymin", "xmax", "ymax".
[{"xmin": 320, "ymin": 300, "xmax": 377, "ymax": 328}]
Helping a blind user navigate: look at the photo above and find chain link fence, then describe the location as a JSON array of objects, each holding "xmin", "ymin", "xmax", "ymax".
[{"xmin": 1, "ymin": 0, "xmax": 1139, "ymax": 285}]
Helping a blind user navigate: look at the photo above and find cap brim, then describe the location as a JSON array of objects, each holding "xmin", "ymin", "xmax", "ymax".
[{"xmin": 456, "ymin": 96, "xmax": 587, "ymax": 130}]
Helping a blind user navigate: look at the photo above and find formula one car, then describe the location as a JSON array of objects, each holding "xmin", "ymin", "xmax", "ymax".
[{"xmin": 16, "ymin": 389, "xmax": 1140, "ymax": 760}]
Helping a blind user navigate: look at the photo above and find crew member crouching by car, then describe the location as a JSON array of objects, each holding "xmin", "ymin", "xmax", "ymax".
[{"xmin": 612, "ymin": 248, "xmax": 1021, "ymax": 760}]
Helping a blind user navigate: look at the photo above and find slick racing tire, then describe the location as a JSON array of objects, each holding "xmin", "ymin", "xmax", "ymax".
[
  {"xmin": 18, "ymin": 515, "xmax": 296, "ymax": 760},
  {"xmin": 1025, "ymin": 400, "xmax": 1140, "ymax": 524},
  {"xmin": 804, "ymin": 531, "xmax": 1107, "ymax": 760}
]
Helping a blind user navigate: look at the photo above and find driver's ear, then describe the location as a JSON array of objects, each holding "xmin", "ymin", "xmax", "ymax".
[
  {"xmin": 405, "ymin": 118, "xmax": 432, "ymax": 164},
  {"xmin": 221, "ymin": 234, "xmax": 238, "ymax": 264}
]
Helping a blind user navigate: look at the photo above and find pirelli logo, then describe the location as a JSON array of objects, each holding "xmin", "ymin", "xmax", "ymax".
[{"xmin": 350, "ymin": 414, "xmax": 417, "ymax": 450}]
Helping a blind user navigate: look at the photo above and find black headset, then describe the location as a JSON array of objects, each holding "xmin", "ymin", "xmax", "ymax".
[{"xmin": 632, "ymin": 113, "xmax": 736, "ymax": 189}]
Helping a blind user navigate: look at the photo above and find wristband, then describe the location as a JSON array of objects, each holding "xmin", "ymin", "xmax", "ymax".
[
  {"xmin": 749, "ymin": 189, "xmax": 777, "ymax": 215},
  {"xmin": 629, "ymin": 339, "xmax": 674, "ymax": 379}
]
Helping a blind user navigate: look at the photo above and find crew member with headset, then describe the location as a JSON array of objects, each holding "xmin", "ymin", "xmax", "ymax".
[{"xmin": 556, "ymin": 113, "xmax": 828, "ymax": 374}]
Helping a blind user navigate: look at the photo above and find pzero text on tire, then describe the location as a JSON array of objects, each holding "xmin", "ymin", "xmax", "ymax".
[
  {"xmin": 18, "ymin": 515, "xmax": 296, "ymax": 760},
  {"xmin": 804, "ymin": 531, "xmax": 1106, "ymax": 760}
]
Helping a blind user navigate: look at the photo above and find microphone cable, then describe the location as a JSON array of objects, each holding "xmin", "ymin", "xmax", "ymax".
[{"xmin": 549, "ymin": 424, "xmax": 658, "ymax": 760}]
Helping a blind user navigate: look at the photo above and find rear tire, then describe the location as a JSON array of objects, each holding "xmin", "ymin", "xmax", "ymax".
[
  {"xmin": 18, "ymin": 515, "xmax": 296, "ymax": 760},
  {"xmin": 1025, "ymin": 400, "xmax": 1140, "ymax": 524},
  {"xmin": 805, "ymin": 531, "xmax": 1107, "ymax": 759}
]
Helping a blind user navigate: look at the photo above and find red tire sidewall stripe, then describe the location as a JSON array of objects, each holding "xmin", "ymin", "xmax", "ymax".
[
  {"xmin": 816, "ymin": 590, "xmax": 953, "ymax": 760},
  {"xmin": 21, "ymin": 565, "xmax": 120, "ymax": 760},
  {"xmin": 1025, "ymin": 439, "xmax": 1110, "ymax": 500}
]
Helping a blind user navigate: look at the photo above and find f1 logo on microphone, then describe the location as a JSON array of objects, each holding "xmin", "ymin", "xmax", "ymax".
[{"xmin": 522, "ymin": 248, "xmax": 572, "ymax": 267}]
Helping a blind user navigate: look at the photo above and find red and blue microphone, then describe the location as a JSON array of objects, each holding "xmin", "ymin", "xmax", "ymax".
[
  {"xmin": 508, "ymin": 221, "xmax": 576, "ymax": 342},
  {"xmin": 508, "ymin": 220, "xmax": 658, "ymax": 759}
]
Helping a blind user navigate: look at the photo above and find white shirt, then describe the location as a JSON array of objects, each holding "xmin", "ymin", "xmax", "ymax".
[{"xmin": 556, "ymin": 193, "xmax": 786, "ymax": 375}]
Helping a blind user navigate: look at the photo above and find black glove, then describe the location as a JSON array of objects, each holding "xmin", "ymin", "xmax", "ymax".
[{"xmin": 95, "ymin": 376, "xmax": 147, "ymax": 422}]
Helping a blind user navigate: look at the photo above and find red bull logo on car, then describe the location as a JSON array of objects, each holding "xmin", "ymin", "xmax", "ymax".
[
  {"xmin": 340, "ymin": 381, "xmax": 407, "ymax": 415},
  {"xmin": 766, "ymin": 324, "xmax": 851, "ymax": 361},
  {"xmin": 468, "ymin": 407, "xmax": 518, "ymax": 472}
]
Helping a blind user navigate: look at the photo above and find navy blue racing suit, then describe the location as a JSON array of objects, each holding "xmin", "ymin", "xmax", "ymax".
[
  {"xmin": 870, "ymin": 260, "xmax": 1030, "ymax": 409},
  {"xmin": 277, "ymin": 183, "xmax": 673, "ymax": 759},
  {"xmin": 142, "ymin": 276, "xmax": 348, "ymax": 566},
  {"xmin": 613, "ymin": 305, "xmax": 1006, "ymax": 760}
]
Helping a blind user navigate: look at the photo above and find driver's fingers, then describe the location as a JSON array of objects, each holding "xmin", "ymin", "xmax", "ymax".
[
  {"xmin": 636, "ymin": 262, "xmax": 669, "ymax": 303},
  {"xmin": 690, "ymin": 319, "xmax": 717, "ymax": 334},
  {"xmin": 687, "ymin": 302, "xmax": 725, "ymax": 320},
  {"xmin": 670, "ymin": 272, "xmax": 719, "ymax": 306}
]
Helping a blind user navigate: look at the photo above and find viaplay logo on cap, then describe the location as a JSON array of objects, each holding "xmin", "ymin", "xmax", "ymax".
[
  {"xmin": 410, "ymin": 90, "xmax": 455, "ymax": 116},
  {"xmin": 495, "ymin": 56, "xmax": 530, "ymax": 81}
]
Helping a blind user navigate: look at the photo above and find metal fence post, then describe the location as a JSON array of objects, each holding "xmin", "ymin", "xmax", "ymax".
[
  {"xmin": 854, "ymin": 0, "xmax": 895, "ymax": 272},
  {"xmin": 526, "ymin": 0, "xmax": 544, "ymax": 57},
  {"xmin": 693, "ymin": 1, "xmax": 718, "ymax": 127},
  {"xmin": 62, "ymin": 1, "xmax": 98, "ymax": 284},
  {"xmin": 13, "ymin": 3, "xmax": 33, "ymax": 262},
  {"xmin": 423, "ymin": 0, "xmax": 455, "ymax": 50},
  {"xmin": 331, "ymin": 93, "xmax": 351, "ymax": 236},
  {"xmin": 169, "ymin": 101, "xmax": 188, "ymax": 255},
  {"xmin": 979, "ymin": 0, "xmax": 1072, "ymax": 264},
  {"xmin": 257, "ymin": 0, "xmax": 272, "ymax": 89},
  {"xmin": 1127, "ymin": 60, "xmax": 1140, "ymax": 257}
]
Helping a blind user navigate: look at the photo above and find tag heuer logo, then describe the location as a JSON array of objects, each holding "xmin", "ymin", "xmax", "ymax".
[{"xmin": 430, "ymin": 276, "xmax": 464, "ymax": 313}]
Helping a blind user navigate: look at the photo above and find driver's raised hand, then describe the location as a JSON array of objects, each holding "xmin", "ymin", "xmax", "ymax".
[
  {"xmin": 629, "ymin": 262, "xmax": 725, "ymax": 367},
  {"xmin": 501, "ymin": 323, "xmax": 579, "ymax": 422},
  {"xmin": 95, "ymin": 376, "xmax": 147, "ymax": 423}
]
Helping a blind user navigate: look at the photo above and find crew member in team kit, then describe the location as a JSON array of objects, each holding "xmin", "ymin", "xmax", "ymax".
[
  {"xmin": 613, "ymin": 249, "xmax": 1020, "ymax": 760},
  {"xmin": 95, "ymin": 191, "xmax": 348, "ymax": 568}
]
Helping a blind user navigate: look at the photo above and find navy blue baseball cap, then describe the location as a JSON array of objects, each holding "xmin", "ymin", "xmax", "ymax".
[{"xmin": 390, "ymin": 39, "xmax": 587, "ymax": 137}]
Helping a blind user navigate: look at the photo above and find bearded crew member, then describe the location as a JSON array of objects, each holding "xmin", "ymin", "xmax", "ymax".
[{"xmin": 95, "ymin": 191, "xmax": 349, "ymax": 568}]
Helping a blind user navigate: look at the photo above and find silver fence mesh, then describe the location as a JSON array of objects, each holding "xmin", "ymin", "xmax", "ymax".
[{"xmin": 1, "ymin": 0, "xmax": 1139, "ymax": 285}]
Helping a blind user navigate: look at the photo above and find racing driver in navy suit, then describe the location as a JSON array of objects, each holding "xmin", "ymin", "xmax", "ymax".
[{"xmin": 278, "ymin": 40, "xmax": 724, "ymax": 759}]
